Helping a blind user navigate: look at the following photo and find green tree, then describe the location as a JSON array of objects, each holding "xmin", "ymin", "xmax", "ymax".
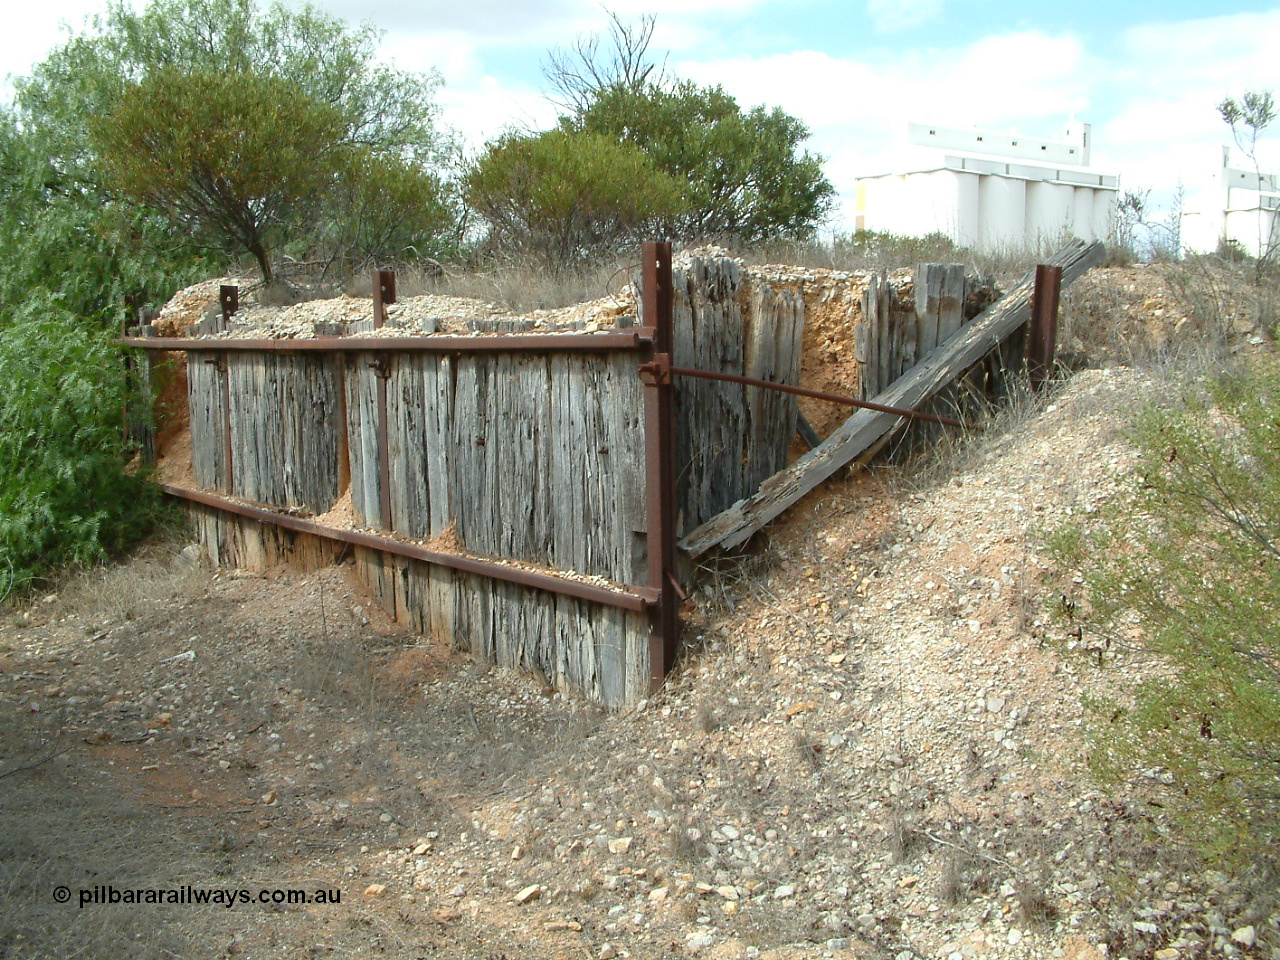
[
  {"xmin": 0, "ymin": 297, "xmax": 160, "ymax": 594},
  {"xmin": 0, "ymin": 110, "xmax": 195, "ymax": 590},
  {"xmin": 1218, "ymin": 90, "xmax": 1277, "ymax": 283},
  {"xmin": 0, "ymin": 0, "xmax": 463, "ymax": 589},
  {"xmin": 315, "ymin": 147, "xmax": 460, "ymax": 271},
  {"xmin": 92, "ymin": 67, "xmax": 350, "ymax": 283},
  {"xmin": 0, "ymin": 107, "xmax": 206, "ymax": 328},
  {"xmin": 543, "ymin": 12, "xmax": 834, "ymax": 245},
  {"xmin": 1047, "ymin": 358, "xmax": 1280, "ymax": 866},
  {"xmin": 18, "ymin": 0, "xmax": 447, "ymax": 163},
  {"xmin": 569, "ymin": 81, "xmax": 833, "ymax": 244},
  {"xmin": 464, "ymin": 128, "xmax": 686, "ymax": 264},
  {"xmin": 16, "ymin": 0, "xmax": 458, "ymax": 281}
]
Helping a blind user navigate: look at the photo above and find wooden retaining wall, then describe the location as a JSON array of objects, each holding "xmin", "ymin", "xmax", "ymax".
[
  {"xmin": 856, "ymin": 263, "xmax": 968, "ymax": 401},
  {"xmin": 191, "ymin": 497, "xmax": 651, "ymax": 705},
  {"xmin": 133, "ymin": 249, "xmax": 806, "ymax": 707},
  {"xmin": 187, "ymin": 352, "xmax": 346, "ymax": 511},
  {"xmin": 345, "ymin": 351, "xmax": 646, "ymax": 582},
  {"xmin": 131, "ymin": 240, "xmax": 1098, "ymax": 702},
  {"xmin": 669, "ymin": 256, "xmax": 804, "ymax": 534},
  {"xmin": 181, "ymin": 344, "xmax": 654, "ymax": 708}
]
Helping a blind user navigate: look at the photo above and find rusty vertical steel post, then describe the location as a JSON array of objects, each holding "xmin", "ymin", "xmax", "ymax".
[
  {"xmin": 372, "ymin": 269, "xmax": 396, "ymax": 329},
  {"xmin": 641, "ymin": 241, "xmax": 679, "ymax": 691},
  {"xmin": 121, "ymin": 305, "xmax": 136, "ymax": 450},
  {"xmin": 219, "ymin": 284, "xmax": 239, "ymax": 334},
  {"xmin": 1027, "ymin": 264, "xmax": 1062, "ymax": 389},
  {"xmin": 132, "ymin": 314, "xmax": 158, "ymax": 464},
  {"xmin": 217, "ymin": 286, "xmax": 238, "ymax": 495},
  {"xmin": 371, "ymin": 269, "xmax": 395, "ymax": 530}
]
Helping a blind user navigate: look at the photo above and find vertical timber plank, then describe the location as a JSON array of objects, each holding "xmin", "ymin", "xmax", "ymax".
[{"xmin": 937, "ymin": 264, "xmax": 966, "ymax": 345}]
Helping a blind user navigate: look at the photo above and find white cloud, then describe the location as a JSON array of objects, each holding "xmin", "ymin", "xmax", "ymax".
[
  {"xmin": 677, "ymin": 30, "xmax": 1103, "ymax": 230},
  {"xmin": 1, "ymin": 0, "xmax": 114, "ymax": 99},
  {"xmin": 1095, "ymin": 10, "xmax": 1280, "ymax": 201},
  {"xmin": 865, "ymin": 0, "xmax": 943, "ymax": 33},
  {"xmin": 438, "ymin": 77, "xmax": 559, "ymax": 154},
  {"xmin": 1120, "ymin": 9, "xmax": 1280, "ymax": 92},
  {"xmin": 292, "ymin": 0, "xmax": 583, "ymax": 45},
  {"xmin": 683, "ymin": 31, "xmax": 1091, "ymax": 125},
  {"xmin": 674, "ymin": 10, "xmax": 1280, "ymax": 228}
]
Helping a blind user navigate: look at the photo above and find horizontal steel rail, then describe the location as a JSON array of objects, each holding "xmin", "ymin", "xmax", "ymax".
[
  {"xmin": 121, "ymin": 330, "xmax": 654, "ymax": 353},
  {"xmin": 162, "ymin": 483, "xmax": 660, "ymax": 613}
]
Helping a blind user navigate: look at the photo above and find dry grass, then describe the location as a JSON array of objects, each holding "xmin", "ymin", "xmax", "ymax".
[
  {"xmin": 936, "ymin": 849, "xmax": 992, "ymax": 905},
  {"xmin": 325, "ymin": 232, "xmax": 1041, "ymax": 317},
  {"xmin": 42, "ymin": 535, "xmax": 207, "ymax": 628},
  {"xmin": 1015, "ymin": 872, "xmax": 1060, "ymax": 927},
  {"xmin": 740, "ymin": 233, "xmax": 1040, "ymax": 287},
  {"xmin": 380, "ymin": 256, "xmax": 637, "ymax": 314},
  {"xmin": 885, "ymin": 801, "xmax": 924, "ymax": 865}
]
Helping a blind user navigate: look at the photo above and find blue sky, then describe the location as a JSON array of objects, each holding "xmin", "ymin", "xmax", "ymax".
[{"xmin": 4, "ymin": 0, "xmax": 1279, "ymax": 231}]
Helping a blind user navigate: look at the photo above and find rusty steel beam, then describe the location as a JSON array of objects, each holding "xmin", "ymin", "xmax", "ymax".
[
  {"xmin": 121, "ymin": 331, "xmax": 653, "ymax": 353},
  {"xmin": 371, "ymin": 355, "xmax": 393, "ymax": 531},
  {"xmin": 641, "ymin": 241, "xmax": 680, "ymax": 691},
  {"xmin": 370, "ymin": 267, "xmax": 396, "ymax": 532},
  {"xmin": 160, "ymin": 483, "xmax": 660, "ymax": 613},
  {"xmin": 667, "ymin": 365, "xmax": 964, "ymax": 428},
  {"xmin": 221, "ymin": 356, "xmax": 233, "ymax": 495},
  {"xmin": 1027, "ymin": 264, "xmax": 1062, "ymax": 388}
]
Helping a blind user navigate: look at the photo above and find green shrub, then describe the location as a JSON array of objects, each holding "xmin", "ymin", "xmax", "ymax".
[
  {"xmin": 0, "ymin": 299, "xmax": 159, "ymax": 594},
  {"xmin": 465, "ymin": 128, "xmax": 686, "ymax": 265},
  {"xmin": 1046, "ymin": 356, "xmax": 1280, "ymax": 866},
  {"xmin": 570, "ymin": 81, "xmax": 833, "ymax": 244}
]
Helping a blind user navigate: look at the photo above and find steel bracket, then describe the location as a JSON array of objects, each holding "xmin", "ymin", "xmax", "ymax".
[{"xmin": 639, "ymin": 353, "xmax": 672, "ymax": 385}]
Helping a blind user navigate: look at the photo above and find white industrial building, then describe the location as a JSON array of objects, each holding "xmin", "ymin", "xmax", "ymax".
[
  {"xmin": 851, "ymin": 121, "xmax": 1118, "ymax": 252},
  {"xmin": 1180, "ymin": 146, "xmax": 1279, "ymax": 258}
]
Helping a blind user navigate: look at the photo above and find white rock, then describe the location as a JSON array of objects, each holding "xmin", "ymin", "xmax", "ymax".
[
  {"xmin": 1231, "ymin": 926, "xmax": 1256, "ymax": 948},
  {"xmin": 773, "ymin": 884, "xmax": 796, "ymax": 899},
  {"xmin": 607, "ymin": 837, "xmax": 632, "ymax": 855}
]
